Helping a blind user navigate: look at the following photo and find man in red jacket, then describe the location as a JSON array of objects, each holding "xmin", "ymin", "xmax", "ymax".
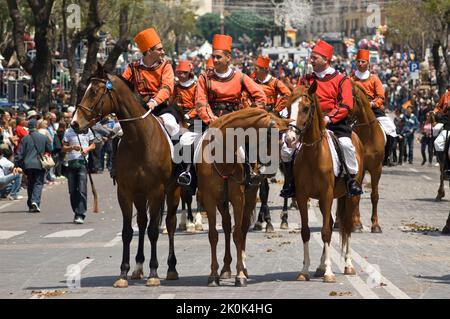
[{"xmin": 281, "ymin": 40, "xmax": 362, "ymax": 198}]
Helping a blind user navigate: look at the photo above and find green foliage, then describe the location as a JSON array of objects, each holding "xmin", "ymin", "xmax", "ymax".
[{"xmin": 196, "ymin": 13, "xmax": 220, "ymax": 42}]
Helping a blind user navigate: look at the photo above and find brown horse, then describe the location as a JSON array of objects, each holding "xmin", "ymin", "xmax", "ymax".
[
  {"xmin": 287, "ymin": 82, "xmax": 364, "ymax": 282},
  {"xmin": 71, "ymin": 64, "xmax": 180, "ymax": 288},
  {"xmin": 350, "ymin": 84, "xmax": 385, "ymax": 233},
  {"xmin": 196, "ymin": 108, "xmax": 289, "ymax": 287}
]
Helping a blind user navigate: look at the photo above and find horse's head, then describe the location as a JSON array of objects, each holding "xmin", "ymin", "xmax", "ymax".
[
  {"xmin": 71, "ymin": 63, "xmax": 116, "ymax": 133},
  {"xmin": 287, "ymin": 80, "xmax": 322, "ymax": 133}
]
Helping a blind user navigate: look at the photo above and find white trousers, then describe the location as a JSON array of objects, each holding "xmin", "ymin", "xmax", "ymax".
[
  {"xmin": 160, "ymin": 113, "xmax": 180, "ymax": 137},
  {"xmin": 434, "ymin": 129, "xmax": 449, "ymax": 152},
  {"xmin": 280, "ymin": 133, "xmax": 358, "ymax": 175},
  {"xmin": 338, "ymin": 137, "xmax": 358, "ymax": 175}
]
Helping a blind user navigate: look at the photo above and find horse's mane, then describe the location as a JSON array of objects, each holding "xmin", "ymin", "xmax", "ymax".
[
  {"xmin": 289, "ymin": 84, "xmax": 325, "ymax": 131},
  {"xmin": 111, "ymin": 73, "xmax": 149, "ymax": 110},
  {"xmin": 351, "ymin": 82, "xmax": 372, "ymax": 115}
]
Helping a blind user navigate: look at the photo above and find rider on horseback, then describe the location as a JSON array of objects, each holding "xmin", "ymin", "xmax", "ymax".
[
  {"xmin": 350, "ymin": 49, "xmax": 397, "ymax": 166},
  {"xmin": 177, "ymin": 34, "xmax": 267, "ymax": 188},
  {"xmin": 281, "ymin": 40, "xmax": 363, "ymax": 198}
]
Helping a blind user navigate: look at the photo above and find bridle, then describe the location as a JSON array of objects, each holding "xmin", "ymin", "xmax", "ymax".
[
  {"xmin": 76, "ymin": 77, "xmax": 116, "ymax": 124},
  {"xmin": 288, "ymin": 93, "xmax": 325, "ymax": 147},
  {"xmin": 76, "ymin": 77, "xmax": 153, "ymax": 124}
]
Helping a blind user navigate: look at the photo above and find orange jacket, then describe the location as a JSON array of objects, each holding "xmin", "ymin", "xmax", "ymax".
[
  {"xmin": 351, "ymin": 72, "xmax": 385, "ymax": 110},
  {"xmin": 433, "ymin": 91, "xmax": 450, "ymax": 114},
  {"xmin": 251, "ymin": 74, "xmax": 292, "ymax": 112},
  {"xmin": 195, "ymin": 69, "xmax": 266, "ymax": 125},
  {"xmin": 173, "ymin": 81, "xmax": 198, "ymax": 119},
  {"xmin": 122, "ymin": 59, "xmax": 174, "ymax": 105}
]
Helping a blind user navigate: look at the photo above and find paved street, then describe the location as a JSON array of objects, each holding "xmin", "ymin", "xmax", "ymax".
[{"xmin": 0, "ymin": 146, "xmax": 449, "ymax": 300}]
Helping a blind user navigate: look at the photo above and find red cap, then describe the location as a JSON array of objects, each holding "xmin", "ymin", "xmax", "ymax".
[
  {"xmin": 255, "ymin": 55, "xmax": 270, "ymax": 69},
  {"xmin": 134, "ymin": 28, "xmax": 161, "ymax": 53},
  {"xmin": 312, "ymin": 40, "xmax": 334, "ymax": 60},
  {"xmin": 176, "ymin": 60, "xmax": 192, "ymax": 72},
  {"xmin": 356, "ymin": 49, "xmax": 370, "ymax": 61},
  {"xmin": 212, "ymin": 34, "xmax": 232, "ymax": 52}
]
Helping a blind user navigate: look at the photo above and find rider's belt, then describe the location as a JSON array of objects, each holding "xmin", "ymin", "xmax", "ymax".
[{"xmin": 211, "ymin": 102, "xmax": 239, "ymax": 112}]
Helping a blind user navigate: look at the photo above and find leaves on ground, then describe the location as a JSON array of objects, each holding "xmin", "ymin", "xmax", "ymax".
[
  {"xmin": 329, "ymin": 291, "xmax": 352, "ymax": 297},
  {"xmin": 31, "ymin": 289, "xmax": 67, "ymax": 298}
]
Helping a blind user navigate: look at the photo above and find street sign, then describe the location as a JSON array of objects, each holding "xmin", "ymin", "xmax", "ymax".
[{"xmin": 409, "ymin": 61, "xmax": 420, "ymax": 73}]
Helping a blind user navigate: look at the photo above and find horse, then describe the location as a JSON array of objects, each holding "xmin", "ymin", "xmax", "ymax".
[
  {"xmin": 349, "ymin": 83, "xmax": 385, "ymax": 233},
  {"xmin": 71, "ymin": 63, "xmax": 180, "ymax": 288},
  {"xmin": 196, "ymin": 108, "xmax": 289, "ymax": 287},
  {"xmin": 287, "ymin": 82, "xmax": 364, "ymax": 282}
]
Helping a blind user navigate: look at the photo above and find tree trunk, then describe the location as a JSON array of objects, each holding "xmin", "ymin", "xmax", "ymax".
[
  {"xmin": 432, "ymin": 40, "xmax": 448, "ymax": 96},
  {"xmin": 77, "ymin": 34, "xmax": 100, "ymax": 104},
  {"xmin": 103, "ymin": 4, "xmax": 129, "ymax": 73}
]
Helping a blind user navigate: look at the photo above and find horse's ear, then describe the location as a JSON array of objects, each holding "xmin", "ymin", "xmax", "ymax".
[
  {"xmin": 96, "ymin": 62, "xmax": 105, "ymax": 78},
  {"xmin": 308, "ymin": 80, "xmax": 317, "ymax": 95}
]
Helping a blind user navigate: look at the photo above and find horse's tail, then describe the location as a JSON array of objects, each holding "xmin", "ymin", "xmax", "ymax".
[{"xmin": 337, "ymin": 197, "xmax": 353, "ymax": 252}]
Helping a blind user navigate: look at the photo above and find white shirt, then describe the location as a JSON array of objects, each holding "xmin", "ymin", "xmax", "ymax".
[
  {"xmin": 0, "ymin": 157, "xmax": 14, "ymax": 176},
  {"xmin": 63, "ymin": 127, "xmax": 94, "ymax": 161},
  {"xmin": 214, "ymin": 67, "xmax": 233, "ymax": 78},
  {"xmin": 314, "ymin": 67, "xmax": 336, "ymax": 79},
  {"xmin": 355, "ymin": 70, "xmax": 370, "ymax": 80}
]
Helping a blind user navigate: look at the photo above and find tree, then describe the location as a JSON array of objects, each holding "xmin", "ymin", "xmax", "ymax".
[
  {"xmin": 386, "ymin": 0, "xmax": 450, "ymax": 94},
  {"xmin": 7, "ymin": 0, "xmax": 56, "ymax": 111},
  {"xmin": 196, "ymin": 13, "xmax": 220, "ymax": 43}
]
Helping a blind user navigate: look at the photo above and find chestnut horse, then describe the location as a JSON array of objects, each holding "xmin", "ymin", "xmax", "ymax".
[
  {"xmin": 350, "ymin": 84, "xmax": 385, "ymax": 233},
  {"xmin": 71, "ymin": 64, "xmax": 180, "ymax": 288},
  {"xmin": 196, "ymin": 108, "xmax": 289, "ymax": 287},
  {"xmin": 288, "ymin": 82, "xmax": 364, "ymax": 282}
]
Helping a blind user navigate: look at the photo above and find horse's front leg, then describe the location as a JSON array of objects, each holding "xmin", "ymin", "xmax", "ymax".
[
  {"xmin": 165, "ymin": 182, "xmax": 181, "ymax": 280},
  {"xmin": 319, "ymin": 193, "xmax": 336, "ymax": 283},
  {"xmin": 146, "ymin": 188, "xmax": 165, "ymax": 286},
  {"xmin": 296, "ymin": 195, "xmax": 311, "ymax": 281},
  {"xmin": 113, "ymin": 189, "xmax": 134, "ymax": 288},
  {"xmin": 131, "ymin": 195, "xmax": 148, "ymax": 280}
]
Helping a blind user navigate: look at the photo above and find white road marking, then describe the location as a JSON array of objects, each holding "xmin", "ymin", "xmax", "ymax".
[
  {"xmin": 0, "ymin": 231, "xmax": 26, "ymax": 239},
  {"xmin": 409, "ymin": 168, "xmax": 419, "ymax": 173},
  {"xmin": 421, "ymin": 175, "xmax": 432, "ymax": 181},
  {"xmin": 44, "ymin": 229, "xmax": 94, "ymax": 238},
  {"xmin": 0, "ymin": 202, "xmax": 14, "ymax": 211},
  {"xmin": 349, "ymin": 250, "xmax": 411, "ymax": 299},
  {"xmin": 311, "ymin": 232, "xmax": 379, "ymax": 299},
  {"xmin": 310, "ymin": 205, "xmax": 410, "ymax": 299},
  {"xmin": 158, "ymin": 293, "xmax": 176, "ymax": 299},
  {"xmin": 104, "ymin": 224, "xmax": 137, "ymax": 247}
]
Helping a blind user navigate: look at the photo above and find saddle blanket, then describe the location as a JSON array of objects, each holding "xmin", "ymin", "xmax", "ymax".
[
  {"xmin": 154, "ymin": 114, "xmax": 174, "ymax": 159},
  {"xmin": 377, "ymin": 116, "xmax": 397, "ymax": 138}
]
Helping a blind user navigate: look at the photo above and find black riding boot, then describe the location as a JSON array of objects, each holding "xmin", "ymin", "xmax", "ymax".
[
  {"xmin": 346, "ymin": 174, "xmax": 363, "ymax": 197},
  {"xmin": 383, "ymin": 135, "xmax": 395, "ymax": 166},
  {"xmin": 244, "ymin": 161, "xmax": 260, "ymax": 190},
  {"xmin": 280, "ymin": 160, "xmax": 296, "ymax": 198},
  {"xmin": 443, "ymin": 137, "xmax": 450, "ymax": 181}
]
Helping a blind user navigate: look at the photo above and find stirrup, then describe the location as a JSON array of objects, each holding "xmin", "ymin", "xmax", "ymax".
[
  {"xmin": 346, "ymin": 179, "xmax": 363, "ymax": 197},
  {"xmin": 177, "ymin": 171, "xmax": 192, "ymax": 186}
]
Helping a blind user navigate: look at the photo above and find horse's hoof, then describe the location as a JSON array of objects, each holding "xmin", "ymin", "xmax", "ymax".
[
  {"xmin": 252, "ymin": 222, "xmax": 263, "ymax": 231},
  {"xmin": 442, "ymin": 225, "xmax": 450, "ymax": 235},
  {"xmin": 314, "ymin": 268, "xmax": 325, "ymax": 278},
  {"xmin": 235, "ymin": 277, "xmax": 247, "ymax": 287},
  {"xmin": 344, "ymin": 266, "xmax": 356, "ymax": 275},
  {"xmin": 323, "ymin": 274, "xmax": 336, "ymax": 283},
  {"xmin": 166, "ymin": 271, "xmax": 179, "ymax": 280},
  {"xmin": 265, "ymin": 222, "xmax": 275, "ymax": 233},
  {"xmin": 371, "ymin": 225, "xmax": 382, "ymax": 233},
  {"xmin": 207, "ymin": 276, "xmax": 220, "ymax": 287},
  {"xmin": 220, "ymin": 271, "xmax": 232, "ymax": 280},
  {"xmin": 280, "ymin": 221, "xmax": 289, "ymax": 230},
  {"xmin": 131, "ymin": 269, "xmax": 144, "ymax": 280},
  {"xmin": 435, "ymin": 196, "xmax": 443, "ymax": 202},
  {"xmin": 296, "ymin": 273, "xmax": 310, "ymax": 281},
  {"xmin": 352, "ymin": 224, "xmax": 363, "ymax": 233},
  {"xmin": 145, "ymin": 277, "xmax": 161, "ymax": 286},
  {"xmin": 113, "ymin": 278, "xmax": 128, "ymax": 288}
]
